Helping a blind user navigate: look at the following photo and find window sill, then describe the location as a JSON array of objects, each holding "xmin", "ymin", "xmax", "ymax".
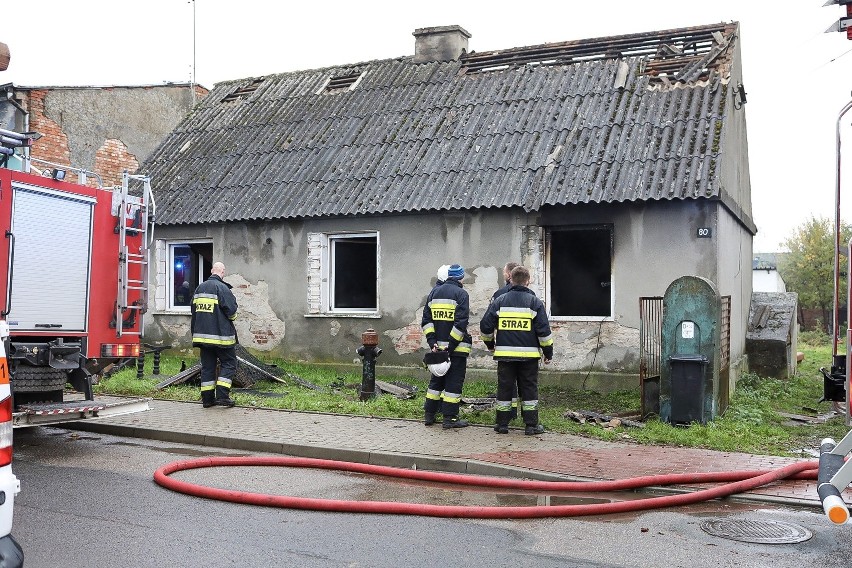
[
  {"xmin": 304, "ymin": 312, "xmax": 382, "ymax": 319},
  {"xmin": 549, "ymin": 316, "xmax": 613, "ymax": 322},
  {"xmin": 154, "ymin": 309, "xmax": 192, "ymax": 316}
]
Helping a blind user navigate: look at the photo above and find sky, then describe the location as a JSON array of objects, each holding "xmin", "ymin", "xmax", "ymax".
[{"xmin": 2, "ymin": 0, "xmax": 852, "ymax": 253}]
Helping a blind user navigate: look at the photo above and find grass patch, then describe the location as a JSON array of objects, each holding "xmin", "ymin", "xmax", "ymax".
[{"xmin": 95, "ymin": 342, "xmax": 849, "ymax": 457}]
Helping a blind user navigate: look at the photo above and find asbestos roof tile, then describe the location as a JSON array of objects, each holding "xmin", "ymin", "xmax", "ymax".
[{"xmin": 144, "ymin": 23, "xmax": 741, "ymax": 225}]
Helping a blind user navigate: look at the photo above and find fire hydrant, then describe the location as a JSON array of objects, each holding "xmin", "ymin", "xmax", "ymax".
[{"xmin": 356, "ymin": 328, "xmax": 382, "ymax": 401}]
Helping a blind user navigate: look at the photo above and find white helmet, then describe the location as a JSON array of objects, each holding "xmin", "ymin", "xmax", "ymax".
[
  {"xmin": 436, "ymin": 264, "xmax": 450, "ymax": 282},
  {"xmin": 423, "ymin": 350, "xmax": 451, "ymax": 377}
]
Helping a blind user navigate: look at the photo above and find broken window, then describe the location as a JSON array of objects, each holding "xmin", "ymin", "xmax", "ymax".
[
  {"xmin": 307, "ymin": 231, "xmax": 379, "ymax": 314},
  {"xmin": 547, "ymin": 226, "xmax": 612, "ymax": 318},
  {"xmin": 166, "ymin": 241, "xmax": 212, "ymax": 311},
  {"xmin": 331, "ymin": 235, "xmax": 377, "ymax": 310}
]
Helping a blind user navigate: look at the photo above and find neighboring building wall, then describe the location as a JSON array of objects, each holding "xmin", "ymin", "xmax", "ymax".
[
  {"xmin": 22, "ymin": 90, "xmax": 71, "ymax": 166},
  {"xmin": 753, "ymin": 269, "xmax": 786, "ymax": 293},
  {"xmin": 146, "ymin": 198, "xmax": 745, "ymax": 386},
  {"xmin": 13, "ymin": 85, "xmax": 206, "ymax": 186}
]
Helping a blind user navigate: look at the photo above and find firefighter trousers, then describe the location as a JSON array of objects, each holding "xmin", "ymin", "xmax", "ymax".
[
  {"xmin": 200, "ymin": 345, "xmax": 237, "ymax": 403},
  {"xmin": 424, "ymin": 356, "xmax": 467, "ymax": 419},
  {"xmin": 495, "ymin": 359, "xmax": 540, "ymax": 427}
]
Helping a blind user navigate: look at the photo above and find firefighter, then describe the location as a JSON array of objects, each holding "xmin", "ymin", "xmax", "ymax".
[
  {"xmin": 421, "ymin": 263, "xmax": 472, "ymax": 429},
  {"xmin": 191, "ymin": 261, "xmax": 238, "ymax": 408},
  {"xmin": 490, "ymin": 262, "xmax": 520, "ymax": 303},
  {"xmin": 480, "ymin": 265, "xmax": 553, "ymax": 435},
  {"xmin": 489, "ymin": 261, "xmax": 521, "ymax": 421},
  {"xmin": 175, "ymin": 281, "xmax": 192, "ymax": 306}
]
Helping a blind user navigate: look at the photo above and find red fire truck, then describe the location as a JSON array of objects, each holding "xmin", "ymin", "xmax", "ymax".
[{"xmin": 0, "ymin": 127, "xmax": 151, "ymax": 427}]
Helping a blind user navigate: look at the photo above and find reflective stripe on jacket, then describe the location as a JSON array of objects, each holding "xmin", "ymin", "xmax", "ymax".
[
  {"xmin": 420, "ymin": 279, "xmax": 472, "ymax": 358},
  {"xmin": 479, "ymin": 285, "xmax": 553, "ymax": 361},
  {"xmin": 191, "ymin": 274, "xmax": 238, "ymax": 347}
]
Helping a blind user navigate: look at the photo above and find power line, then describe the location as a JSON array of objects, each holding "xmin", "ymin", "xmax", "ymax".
[{"xmin": 812, "ymin": 46, "xmax": 852, "ymax": 74}]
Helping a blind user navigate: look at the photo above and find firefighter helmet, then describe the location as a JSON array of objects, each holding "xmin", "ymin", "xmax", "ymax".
[{"xmin": 423, "ymin": 350, "xmax": 451, "ymax": 376}]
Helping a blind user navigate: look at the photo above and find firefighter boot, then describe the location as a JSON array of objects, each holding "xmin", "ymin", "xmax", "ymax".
[
  {"xmin": 215, "ymin": 378, "xmax": 235, "ymax": 407},
  {"xmin": 522, "ymin": 409, "xmax": 545, "ymax": 436},
  {"xmin": 494, "ymin": 410, "xmax": 512, "ymax": 434},
  {"xmin": 424, "ymin": 398, "xmax": 441, "ymax": 426},
  {"xmin": 201, "ymin": 388, "xmax": 215, "ymax": 409},
  {"xmin": 442, "ymin": 417, "xmax": 469, "ymax": 429}
]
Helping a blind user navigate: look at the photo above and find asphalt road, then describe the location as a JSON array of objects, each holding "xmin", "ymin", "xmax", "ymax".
[{"xmin": 8, "ymin": 426, "xmax": 852, "ymax": 568}]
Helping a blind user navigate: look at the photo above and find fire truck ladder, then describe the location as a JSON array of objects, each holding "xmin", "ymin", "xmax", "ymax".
[{"xmin": 115, "ymin": 171, "xmax": 155, "ymax": 338}]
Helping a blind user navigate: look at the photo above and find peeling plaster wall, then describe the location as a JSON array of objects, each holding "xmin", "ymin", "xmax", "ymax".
[
  {"xmin": 147, "ymin": 199, "xmax": 751, "ymax": 385},
  {"xmin": 227, "ymin": 274, "xmax": 286, "ymax": 350},
  {"xmin": 16, "ymin": 85, "xmax": 203, "ymax": 187},
  {"xmin": 41, "ymin": 87, "xmax": 199, "ymax": 168}
]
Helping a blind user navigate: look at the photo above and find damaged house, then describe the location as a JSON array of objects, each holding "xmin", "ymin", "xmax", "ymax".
[{"xmin": 141, "ymin": 23, "xmax": 755, "ymax": 392}]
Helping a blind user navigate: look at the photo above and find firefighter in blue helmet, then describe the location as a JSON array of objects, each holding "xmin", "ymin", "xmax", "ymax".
[
  {"xmin": 421, "ymin": 264, "xmax": 472, "ymax": 429},
  {"xmin": 480, "ymin": 265, "xmax": 553, "ymax": 435},
  {"xmin": 191, "ymin": 261, "xmax": 238, "ymax": 408}
]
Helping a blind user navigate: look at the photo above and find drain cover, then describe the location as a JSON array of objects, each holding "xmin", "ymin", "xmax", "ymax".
[{"xmin": 700, "ymin": 519, "xmax": 812, "ymax": 544}]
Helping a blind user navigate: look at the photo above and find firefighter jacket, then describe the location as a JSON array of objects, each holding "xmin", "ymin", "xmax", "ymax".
[
  {"xmin": 490, "ymin": 281, "xmax": 512, "ymax": 303},
  {"xmin": 421, "ymin": 279, "xmax": 472, "ymax": 357},
  {"xmin": 479, "ymin": 285, "xmax": 553, "ymax": 361},
  {"xmin": 191, "ymin": 274, "xmax": 238, "ymax": 347}
]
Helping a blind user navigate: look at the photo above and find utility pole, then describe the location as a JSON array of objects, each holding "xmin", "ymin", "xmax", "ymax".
[{"xmin": 832, "ymin": 98, "xmax": 852, "ymax": 362}]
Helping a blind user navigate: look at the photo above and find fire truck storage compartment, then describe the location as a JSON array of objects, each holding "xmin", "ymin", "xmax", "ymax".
[{"xmin": 6, "ymin": 184, "xmax": 93, "ymax": 332}]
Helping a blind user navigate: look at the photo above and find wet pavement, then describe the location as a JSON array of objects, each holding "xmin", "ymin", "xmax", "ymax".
[{"xmin": 59, "ymin": 397, "xmax": 844, "ymax": 510}]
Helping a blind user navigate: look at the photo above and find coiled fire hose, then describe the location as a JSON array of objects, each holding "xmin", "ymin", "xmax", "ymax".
[{"xmin": 154, "ymin": 456, "xmax": 820, "ymax": 519}]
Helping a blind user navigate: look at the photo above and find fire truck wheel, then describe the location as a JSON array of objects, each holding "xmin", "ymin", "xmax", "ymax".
[{"xmin": 11, "ymin": 366, "xmax": 69, "ymax": 393}]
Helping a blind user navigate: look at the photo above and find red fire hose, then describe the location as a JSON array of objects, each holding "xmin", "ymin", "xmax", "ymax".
[{"xmin": 154, "ymin": 456, "xmax": 819, "ymax": 519}]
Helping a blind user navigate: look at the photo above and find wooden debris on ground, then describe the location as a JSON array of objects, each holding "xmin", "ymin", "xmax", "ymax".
[
  {"xmin": 155, "ymin": 356, "xmax": 322, "ymax": 391},
  {"xmin": 778, "ymin": 411, "xmax": 834, "ymax": 425},
  {"xmin": 460, "ymin": 397, "xmax": 496, "ymax": 411},
  {"xmin": 155, "ymin": 363, "xmax": 202, "ymax": 389},
  {"xmin": 564, "ymin": 409, "xmax": 645, "ymax": 428},
  {"xmin": 375, "ymin": 380, "xmax": 416, "ymax": 399},
  {"xmin": 461, "ymin": 397, "xmax": 496, "ymax": 405}
]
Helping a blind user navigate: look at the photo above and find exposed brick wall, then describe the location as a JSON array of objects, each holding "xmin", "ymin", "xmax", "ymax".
[
  {"xmin": 26, "ymin": 89, "xmax": 71, "ymax": 168},
  {"xmin": 394, "ymin": 323, "xmax": 424, "ymax": 352},
  {"xmin": 93, "ymin": 138, "xmax": 140, "ymax": 188}
]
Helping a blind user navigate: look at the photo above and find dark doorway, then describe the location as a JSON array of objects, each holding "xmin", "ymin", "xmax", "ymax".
[{"xmin": 549, "ymin": 227, "xmax": 612, "ymax": 317}]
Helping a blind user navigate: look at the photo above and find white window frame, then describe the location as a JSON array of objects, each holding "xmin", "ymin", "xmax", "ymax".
[
  {"xmin": 162, "ymin": 239, "xmax": 212, "ymax": 313},
  {"xmin": 307, "ymin": 231, "xmax": 380, "ymax": 317}
]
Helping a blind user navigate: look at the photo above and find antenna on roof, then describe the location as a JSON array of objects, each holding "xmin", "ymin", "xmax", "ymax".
[{"xmin": 189, "ymin": 0, "xmax": 196, "ymax": 104}]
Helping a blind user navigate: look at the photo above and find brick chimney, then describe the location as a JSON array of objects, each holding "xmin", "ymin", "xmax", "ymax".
[{"xmin": 412, "ymin": 25, "xmax": 471, "ymax": 63}]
